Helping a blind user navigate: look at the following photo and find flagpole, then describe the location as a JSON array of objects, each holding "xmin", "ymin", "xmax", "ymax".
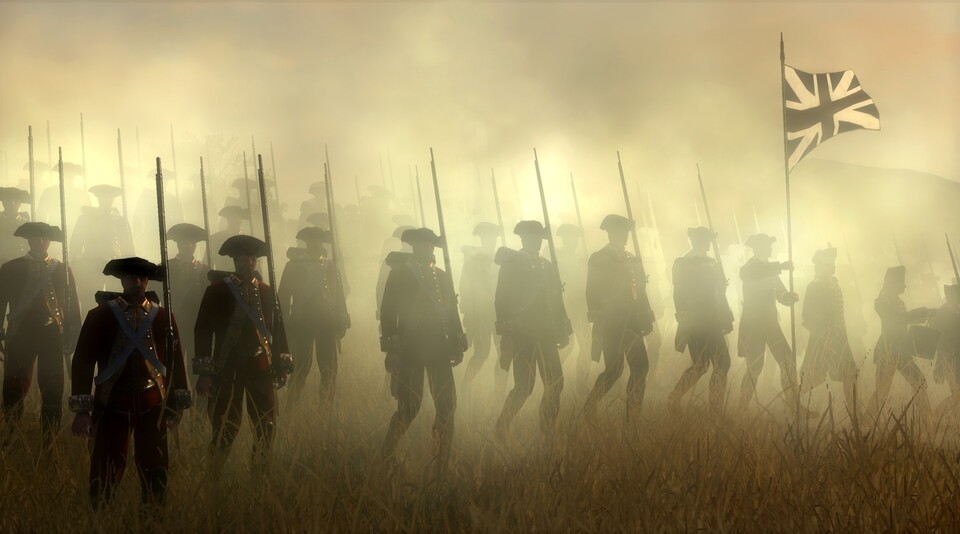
[{"xmin": 780, "ymin": 33, "xmax": 797, "ymax": 359}]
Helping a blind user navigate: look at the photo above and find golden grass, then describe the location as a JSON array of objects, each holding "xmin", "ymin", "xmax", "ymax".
[{"xmin": 2, "ymin": 331, "xmax": 960, "ymax": 532}]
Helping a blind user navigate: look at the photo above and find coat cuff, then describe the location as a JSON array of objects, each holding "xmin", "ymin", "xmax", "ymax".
[
  {"xmin": 193, "ymin": 357, "xmax": 218, "ymax": 376},
  {"xmin": 380, "ymin": 335, "xmax": 401, "ymax": 353},
  {"xmin": 68, "ymin": 394, "xmax": 95, "ymax": 414}
]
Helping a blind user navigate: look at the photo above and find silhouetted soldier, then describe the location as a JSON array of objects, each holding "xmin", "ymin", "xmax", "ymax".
[
  {"xmin": 208, "ymin": 206, "xmax": 249, "ymax": 272},
  {"xmin": 166, "ymin": 223, "xmax": 210, "ymax": 375},
  {"xmin": 69, "ymin": 257, "xmax": 191, "ymax": 508},
  {"xmin": 582, "ymin": 215, "xmax": 653, "ymax": 421},
  {"xmin": 0, "ymin": 223, "xmax": 80, "ymax": 445},
  {"xmin": 297, "ymin": 181, "xmax": 327, "ymax": 231},
  {"xmin": 865, "ymin": 266, "xmax": 936, "ymax": 421},
  {"xmin": 494, "ymin": 221, "xmax": 570, "ymax": 441},
  {"xmin": 0, "ymin": 187, "xmax": 31, "ymax": 264},
  {"xmin": 71, "ymin": 185, "xmax": 135, "ymax": 298},
  {"xmin": 279, "ymin": 227, "xmax": 348, "ymax": 409},
  {"xmin": 194, "ymin": 235, "xmax": 292, "ymax": 477},
  {"xmin": 932, "ymin": 283, "xmax": 960, "ymax": 418},
  {"xmin": 460, "ymin": 222, "xmax": 506, "ymax": 393},
  {"xmin": 736, "ymin": 234, "xmax": 810, "ymax": 416},
  {"xmin": 379, "ymin": 228, "xmax": 463, "ymax": 466},
  {"xmin": 798, "ymin": 246, "xmax": 860, "ymax": 415},
  {"xmin": 555, "ymin": 223, "xmax": 592, "ymax": 393},
  {"xmin": 376, "ymin": 224, "xmax": 414, "ymax": 320},
  {"xmin": 667, "ymin": 227, "xmax": 732, "ymax": 414}
]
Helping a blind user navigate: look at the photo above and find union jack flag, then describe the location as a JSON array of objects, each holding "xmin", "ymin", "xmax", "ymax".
[{"xmin": 783, "ymin": 65, "xmax": 880, "ymax": 170}]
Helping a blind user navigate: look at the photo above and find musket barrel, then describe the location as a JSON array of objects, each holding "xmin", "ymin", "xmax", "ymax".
[
  {"xmin": 616, "ymin": 152, "xmax": 644, "ymax": 271},
  {"xmin": 696, "ymin": 163, "xmax": 726, "ymax": 280},
  {"xmin": 242, "ymin": 152, "xmax": 255, "ymax": 234},
  {"xmin": 324, "ymin": 145, "xmax": 348, "ymax": 288},
  {"xmin": 570, "ymin": 172, "xmax": 587, "ymax": 254},
  {"xmin": 117, "ymin": 129, "xmax": 129, "ymax": 220},
  {"xmin": 57, "ymin": 148, "xmax": 69, "ymax": 315},
  {"xmin": 27, "ymin": 126, "xmax": 35, "ymax": 221},
  {"xmin": 256, "ymin": 155, "xmax": 278, "ymax": 290},
  {"xmin": 200, "ymin": 157, "xmax": 212, "ymax": 267},
  {"xmin": 533, "ymin": 149, "xmax": 558, "ymax": 265},
  {"xmin": 946, "ymin": 234, "xmax": 960, "ymax": 284},
  {"xmin": 415, "ymin": 165, "xmax": 426, "ymax": 228},
  {"xmin": 491, "ymin": 169, "xmax": 507, "ymax": 246}
]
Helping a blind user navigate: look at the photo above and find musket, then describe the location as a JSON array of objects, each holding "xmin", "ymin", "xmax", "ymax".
[
  {"xmin": 154, "ymin": 158, "xmax": 178, "ymax": 431},
  {"xmin": 946, "ymin": 234, "xmax": 960, "ymax": 285},
  {"xmin": 80, "ymin": 113, "xmax": 87, "ymax": 189},
  {"xmin": 407, "ymin": 167, "xmax": 418, "ymax": 224},
  {"xmin": 324, "ymin": 145, "xmax": 349, "ymax": 289},
  {"xmin": 27, "ymin": 126, "xmax": 35, "ymax": 220},
  {"xmin": 117, "ymin": 129, "xmax": 129, "ymax": 220},
  {"xmin": 199, "ymin": 157, "xmax": 213, "ymax": 267},
  {"xmin": 251, "ymin": 136, "xmax": 257, "ymax": 179},
  {"xmin": 616, "ymin": 153, "xmax": 645, "ymax": 266},
  {"xmin": 45, "ymin": 121, "xmax": 51, "ymax": 164},
  {"xmin": 269, "ymin": 142, "xmax": 281, "ymax": 216},
  {"xmin": 429, "ymin": 148, "xmax": 466, "ymax": 353},
  {"xmin": 256, "ymin": 154, "xmax": 287, "ymax": 374},
  {"xmin": 415, "ymin": 165, "xmax": 426, "ymax": 227},
  {"xmin": 57, "ymin": 148, "xmax": 70, "ymax": 352},
  {"xmin": 533, "ymin": 150, "xmax": 560, "ymax": 268},
  {"xmin": 570, "ymin": 172, "xmax": 588, "ymax": 254},
  {"xmin": 752, "ymin": 206, "xmax": 761, "ymax": 233},
  {"xmin": 491, "ymin": 169, "xmax": 507, "ymax": 246},
  {"xmin": 354, "ymin": 175, "xmax": 361, "ymax": 206},
  {"xmin": 696, "ymin": 164, "xmax": 727, "ymax": 281},
  {"xmin": 170, "ymin": 125, "xmax": 181, "ymax": 200},
  {"xmin": 242, "ymin": 151, "xmax": 255, "ymax": 234}
]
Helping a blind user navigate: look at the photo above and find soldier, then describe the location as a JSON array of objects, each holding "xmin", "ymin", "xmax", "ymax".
[
  {"xmin": 0, "ymin": 187, "xmax": 31, "ymax": 264},
  {"xmin": 460, "ymin": 222, "xmax": 506, "ymax": 393},
  {"xmin": 736, "ymin": 234, "xmax": 808, "ymax": 415},
  {"xmin": 667, "ymin": 227, "xmax": 732, "ymax": 415},
  {"xmin": 376, "ymin": 224, "xmax": 414, "ymax": 320},
  {"xmin": 555, "ymin": 223, "xmax": 592, "ymax": 394},
  {"xmin": 0, "ymin": 222, "xmax": 80, "ymax": 444},
  {"xmin": 278, "ymin": 227, "xmax": 348, "ymax": 409},
  {"xmin": 297, "ymin": 181, "xmax": 327, "ymax": 230},
  {"xmin": 379, "ymin": 228, "xmax": 463, "ymax": 466},
  {"xmin": 865, "ymin": 266, "xmax": 936, "ymax": 421},
  {"xmin": 582, "ymin": 215, "xmax": 654, "ymax": 420},
  {"xmin": 194, "ymin": 235, "xmax": 292, "ymax": 476},
  {"xmin": 166, "ymin": 223, "xmax": 210, "ymax": 373},
  {"xmin": 71, "ymin": 185, "xmax": 135, "ymax": 298},
  {"xmin": 494, "ymin": 220, "xmax": 570, "ymax": 441},
  {"xmin": 69, "ymin": 257, "xmax": 191, "ymax": 508},
  {"xmin": 208, "ymin": 206, "xmax": 249, "ymax": 271},
  {"xmin": 798, "ymin": 246, "xmax": 860, "ymax": 416},
  {"xmin": 931, "ymin": 284, "xmax": 960, "ymax": 418}
]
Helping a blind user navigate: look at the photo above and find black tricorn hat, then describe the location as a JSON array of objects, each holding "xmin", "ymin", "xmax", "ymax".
[
  {"xmin": 14, "ymin": 222, "xmax": 63, "ymax": 242},
  {"xmin": 103, "ymin": 257, "xmax": 163, "ymax": 281},
  {"xmin": 513, "ymin": 220, "xmax": 548, "ymax": 238},
  {"xmin": 599, "ymin": 215, "xmax": 634, "ymax": 233},
  {"xmin": 51, "ymin": 161, "xmax": 84, "ymax": 176},
  {"xmin": 89, "ymin": 184, "xmax": 122, "ymax": 199},
  {"xmin": 687, "ymin": 226, "xmax": 717, "ymax": 241},
  {"xmin": 884, "ymin": 265, "xmax": 906, "ymax": 286},
  {"xmin": 745, "ymin": 233, "xmax": 777, "ymax": 249},
  {"xmin": 167, "ymin": 223, "xmax": 207, "ymax": 243},
  {"xmin": 0, "ymin": 187, "xmax": 31, "ymax": 203},
  {"xmin": 308, "ymin": 181, "xmax": 326, "ymax": 196},
  {"xmin": 306, "ymin": 212, "xmax": 330, "ymax": 228},
  {"xmin": 218, "ymin": 205, "xmax": 250, "ymax": 219},
  {"xmin": 400, "ymin": 227, "xmax": 443, "ymax": 246},
  {"xmin": 231, "ymin": 178, "xmax": 255, "ymax": 190},
  {"xmin": 473, "ymin": 221, "xmax": 501, "ymax": 238},
  {"xmin": 812, "ymin": 246, "xmax": 837, "ymax": 265},
  {"xmin": 392, "ymin": 225, "xmax": 415, "ymax": 239},
  {"xmin": 219, "ymin": 235, "xmax": 269, "ymax": 258},
  {"xmin": 556, "ymin": 223, "xmax": 583, "ymax": 238},
  {"xmin": 296, "ymin": 227, "xmax": 333, "ymax": 243}
]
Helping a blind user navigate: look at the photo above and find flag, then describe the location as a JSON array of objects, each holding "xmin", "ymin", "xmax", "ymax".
[{"xmin": 782, "ymin": 65, "xmax": 880, "ymax": 170}]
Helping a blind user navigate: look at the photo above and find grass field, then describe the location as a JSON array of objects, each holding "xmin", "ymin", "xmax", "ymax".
[{"xmin": 2, "ymin": 323, "xmax": 960, "ymax": 532}]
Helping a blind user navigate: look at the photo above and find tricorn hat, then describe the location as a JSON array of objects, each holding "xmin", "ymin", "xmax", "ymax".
[
  {"xmin": 473, "ymin": 221, "xmax": 501, "ymax": 238},
  {"xmin": 167, "ymin": 223, "xmax": 207, "ymax": 243},
  {"xmin": 309, "ymin": 181, "xmax": 326, "ymax": 196},
  {"xmin": 306, "ymin": 212, "xmax": 330, "ymax": 228},
  {"xmin": 556, "ymin": 223, "xmax": 584, "ymax": 238},
  {"xmin": 744, "ymin": 233, "xmax": 776, "ymax": 249},
  {"xmin": 231, "ymin": 178, "xmax": 254, "ymax": 191},
  {"xmin": 687, "ymin": 226, "xmax": 717, "ymax": 241},
  {"xmin": 296, "ymin": 227, "xmax": 333, "ymax": 243},
  {"xmin": 400, "ymin": 227, "xmax": 443, "ymax": 246},
  {"xmin": 88, "ymin": 184, "xmax": 122, "ymax": 199},
  {"xmin": 0, "ymin": 187, "xmax": 31, "ymax": 203},
  {"xmin": 812, "ymin": 246, "xmax": 837, "ymax": 265},
  {"xmin": 218, "ymin": 205, "xmax": 250, "ymax": 219},
  {"xmin": 392, "ymin": 225, "xmax": 415, "ymax": 239},
  {"xmin": 14, "ymin": 222, "xmax": 63, "ymax": 242},
  {"xmin": 599, "ymin": 215, "xmax": 634, "ymax": 233},
  {"xmin": 103, "ymin": 257, "xmax": 163, "ymax": 281},
  {"xmin": 513, "ymin": 220, "xmax": 548, "ymax": 238},
  {"xmin": 884, "ymin": 265, "xmax": 906, "ymax": 286},
  {"xmin": 219, "ymin": 235, "xmax": 269, "ymax": 258}
]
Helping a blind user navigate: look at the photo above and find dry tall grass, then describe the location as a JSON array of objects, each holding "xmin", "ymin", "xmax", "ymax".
[{"xmin": 2, "ymin": 327, "xmax": 960, "ymax": 532}]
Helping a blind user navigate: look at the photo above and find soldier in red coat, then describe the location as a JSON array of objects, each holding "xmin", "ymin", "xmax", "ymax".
[
  {"xmin": 194, "ymin": 235, "xmax": 291, "ymax": 476},
  {"xmin": 0, "ymin": 222, "xmax": 81, "ymax": 445},
  {"xmin": 69, "ymin": 257, "xmax": 191, "ymax": 508}
]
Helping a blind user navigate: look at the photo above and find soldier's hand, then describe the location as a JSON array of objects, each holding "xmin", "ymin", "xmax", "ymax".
[
  {"xmin": 196, "ymin": 376, "xmax": 215, "ymax": 398},
  {"xmin": 384, "ymin": 352, "xmax": 400, "ymax": 374},
  {"xmin": 71, "ymin": 413, "xmax": 92, "ymax": 438},
  {"xmin": 780, "ymin": 261, "xmax": 794, "ymax": 271},
  {"xmin": 722, "ymin": 322, "xmax": 734, "ymax": 335},
  {"xmin": 451, "ymin": 352, "xmax": 464, "ymax": 367},
  {"xmin": 166, "ymin": 410, "xmax": 183, "ymax": 429},
  {"xmin": 781, "ymin": 292, "xmax": 800, "ymax": 306}
]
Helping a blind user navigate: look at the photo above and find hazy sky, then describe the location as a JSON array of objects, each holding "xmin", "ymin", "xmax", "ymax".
[{"xmin": 1, "ymin": 2, "xmax": 957, "ymax": 229}]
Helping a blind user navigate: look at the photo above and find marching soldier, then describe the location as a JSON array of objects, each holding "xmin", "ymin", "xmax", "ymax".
[
  {"xmin": 166, "ymin": 223, "xmax": 210, "ymax": 372},
  {"xmin": 582, "ymin": 215, "xmax": 653, "ymax": 421},
  {"xmin": 0, "ymin": 222, "xmax": 80, "ymax": 445},
  {"xmin": 208, "ymin": 205, "xmax": 249, "ymax": 271},
  {"xmin": 798, "ymin": 246, "xmax": 860, "ymax": 416},
  {"xmin": 71, "ymin": 185, "xmax": 135, "ymax": 298},
  {"xmin": 865, "ymin": 266, "xmax": 936, "ymax": 421},
  {"xmin": 736, "ymin": 234, "xmax": 809, "ymax": 416},
  {"xmin": 555, "ymin": 223, "xmax": 591, "ymax": 394},
  {"xmin": 69, "ymin": 257, "xmax": 191, "ymax": 508},
  {"xmin": 932, "ymin": 283, "xmax": 960, "ymax": 417},
  {"xmin": 379, "ymin": 228, "xmax": 463, "ymax": 466},
  {"xmin": 494, "ymin": 221, "xmax": 570, "ymax": 442},
  {"xmin": 194, "ymin": 235, "xmax": 292, "ymax": 476},
  {"xmin": 376, "ymin": 224, "xmax": 414, "ymax": 320},
  {"xmin": 278, "ymin": 227, "xmax": 348, "ymax": 409},
  {"xmin": 667, "ymin": 227, "xmax": 732, "ymax": 415},
  {"xmin": 460, "ymin": 222, "xmax": 506, "ymax": 393},
  {"xmin": 0, "ymin": 187, "xmax": 31, "ymax": 264}
]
